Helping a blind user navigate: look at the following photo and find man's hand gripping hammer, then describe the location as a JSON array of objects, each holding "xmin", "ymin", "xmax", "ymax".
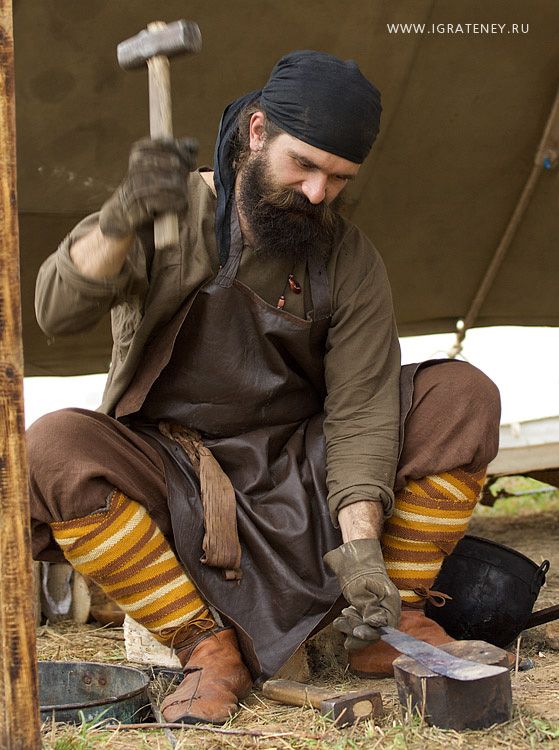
[{"xmin": 117, "ymin": 20, "xmax": 202, "ymax": 249}]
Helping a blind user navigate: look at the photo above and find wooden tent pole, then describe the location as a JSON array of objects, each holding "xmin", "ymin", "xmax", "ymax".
[{"xmin": 0, "ymin": 1, "xmax": 42, "ymax": 747}]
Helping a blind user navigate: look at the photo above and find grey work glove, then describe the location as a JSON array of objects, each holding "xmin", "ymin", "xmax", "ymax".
[
  {"xmin": 324, "ymin": 538, "xmax": 401, "ymax": 651},
  {"xmin": 99, "ymin": 137, "xmax": 198, "ymax": 238}
]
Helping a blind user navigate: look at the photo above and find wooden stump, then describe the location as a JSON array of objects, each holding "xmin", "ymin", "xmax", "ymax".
[
  {"xmin": 123, "ymin": 615, "xmax": 182, "ymax": 668},
  {"xmin": 393, "ymin": 640, "xmax": 512, "ymax": 730},
  {"xmin": 273, "ymin": 645, "xmax": 311, "ymax": 683},
  {"xmin": 122, "ymin": 617, "xmax": 313, "ymax": 682}
]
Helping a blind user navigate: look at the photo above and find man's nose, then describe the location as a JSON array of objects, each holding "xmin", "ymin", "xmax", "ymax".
[{"xmin": 301, "ymin": 174, "xmax": 327, "ymax": 204}]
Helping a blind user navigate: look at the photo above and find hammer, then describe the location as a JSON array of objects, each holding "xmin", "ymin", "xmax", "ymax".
[
  {"xmin": 117, "ymin": 20, "xmax": 202, "ymax": 249},
  {"xmin": 261, "ymin": 679, "xmax": 384, "ymax": 726}
]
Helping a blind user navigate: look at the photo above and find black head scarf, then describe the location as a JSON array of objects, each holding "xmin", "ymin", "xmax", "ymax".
[{"xmin": 213, "ymin": 50, "xmax": 382, "ymax": 265}]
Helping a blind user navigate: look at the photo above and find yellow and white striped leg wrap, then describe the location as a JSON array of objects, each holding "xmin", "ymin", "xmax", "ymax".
[
  {"xmin": 381, "ymin": 468, "xmax": 486, "ymax": 603},
  {"xmin": 50, "ymin": 491, "xmax": 210, "ymax": 643}
]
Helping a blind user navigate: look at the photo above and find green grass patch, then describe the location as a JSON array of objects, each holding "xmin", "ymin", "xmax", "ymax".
[
  {"xmin": 476, "ymin": 475, "xmax": 559, "ymax": 515},
  {"xmin": 475, "ymin": 490, "xmax": 559, "ymax": 516}
]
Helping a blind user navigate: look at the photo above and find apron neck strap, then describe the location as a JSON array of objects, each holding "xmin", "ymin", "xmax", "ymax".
[
  {"xmin": 307, "ymin": 255, "xmax": 332, "ymax": 321},
  {"xmin": 215, "ymin": 204, "xmax": 244, "ymax": 287}
]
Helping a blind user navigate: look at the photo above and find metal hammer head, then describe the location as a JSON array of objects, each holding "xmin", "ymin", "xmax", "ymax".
[
  {"xmin": 320, "ymin": 688, "xmax": 384, "ymax": 726},
  {"xmin": 117, "ymin": 20, "xmax": 202, "ymax": 69}
]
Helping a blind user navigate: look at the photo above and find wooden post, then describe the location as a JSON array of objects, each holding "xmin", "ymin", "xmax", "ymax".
[{"xmin": 0, "ymin": 1, "xmax": 42, "ymax": 747}]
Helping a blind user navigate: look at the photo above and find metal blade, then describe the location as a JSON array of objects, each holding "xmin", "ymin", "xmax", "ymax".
[{"xmin": 379, "ymin": 627, "xmax": 508, "ymax": 681}]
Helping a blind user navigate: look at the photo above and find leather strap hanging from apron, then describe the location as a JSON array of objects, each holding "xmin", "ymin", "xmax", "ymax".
[{"xmin": 158, "ymin": 421, "xmax": 242, "ymax": 580}]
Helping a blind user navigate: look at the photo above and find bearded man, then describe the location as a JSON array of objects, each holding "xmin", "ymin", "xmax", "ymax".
[{"xmin": 28, "ymin": 51, "xmax": 500, "ymax": 725}]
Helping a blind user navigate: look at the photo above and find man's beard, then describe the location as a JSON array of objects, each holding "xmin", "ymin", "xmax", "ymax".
[{"xmin": 237, "ymin": 151, "xmax": 341, "ymax": 263}]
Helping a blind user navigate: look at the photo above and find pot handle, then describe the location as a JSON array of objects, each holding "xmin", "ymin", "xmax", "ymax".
[
  {"xmin": 525, "ymin": 601, "xmax": 559, "ymax": 630},
  {"xmin": 531, "ymin": 559, "xmax": 550, "ymax": 595}
]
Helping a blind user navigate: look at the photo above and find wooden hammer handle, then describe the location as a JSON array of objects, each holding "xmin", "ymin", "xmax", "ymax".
[
  {"xmin": 147, "ymin": 21, "xmax": 179, "ymax": 250},
  {"xmin": 262, "ymin": 679, "xmax": 334, "ymax": 710}
]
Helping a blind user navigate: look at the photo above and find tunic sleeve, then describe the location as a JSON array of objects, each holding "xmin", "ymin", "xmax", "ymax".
[
  {"xmin": 35, "ymin": 213, "xmax": 148, "ymax": 336},
  {"xmin": 323, "ymin": 224, "xmax": 401, "ymax": 525}
]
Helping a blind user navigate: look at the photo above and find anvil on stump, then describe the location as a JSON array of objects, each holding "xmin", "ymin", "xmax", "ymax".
[{"xmin": 393, "ymin": 640, "xmax": 513, "ymax": 730}]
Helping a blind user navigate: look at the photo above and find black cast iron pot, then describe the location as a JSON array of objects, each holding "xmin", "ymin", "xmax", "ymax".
[{"xmin": 426, "ymin": 534, "xmax": 552, "ymax": 647}]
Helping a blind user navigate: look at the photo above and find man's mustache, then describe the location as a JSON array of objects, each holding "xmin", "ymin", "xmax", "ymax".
[{"xmin": 256, "ymin": 186, "xmax": 337, "ymax": 230}]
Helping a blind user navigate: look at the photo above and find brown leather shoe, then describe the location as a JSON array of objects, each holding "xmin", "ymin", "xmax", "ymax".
[
  {"xmin": 161, "ymin": 627, "xmax": 253, "ymax": 724},
  {"xmin": 349, "ymin": 609, "xmax": 454, "ymax": 678}
]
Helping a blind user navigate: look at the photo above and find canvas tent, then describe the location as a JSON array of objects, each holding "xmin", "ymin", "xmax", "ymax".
[{"xmin": 14, "ymin": 0, "xmax": 559, "ymax": 376}]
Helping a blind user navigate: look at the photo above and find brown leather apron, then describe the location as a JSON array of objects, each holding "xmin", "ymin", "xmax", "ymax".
[{"xmin": 135, "ymin": 214, "xmax": 346, "ymax": 679}]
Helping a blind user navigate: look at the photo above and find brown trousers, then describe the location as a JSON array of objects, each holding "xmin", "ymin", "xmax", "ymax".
[{"xmin": 27, "ymin": 361, "xmax": 500, "ymax": 562}]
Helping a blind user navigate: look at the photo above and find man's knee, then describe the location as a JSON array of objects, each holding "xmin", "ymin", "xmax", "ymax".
[
  {"xmin": 448, "ymin": 362, "xmax": 500, "ymax": 416},
  {"xmin": 415, "ymin": 361, "xmax": 501, "ymax": 428},
  {"xmin": 398, "ymin": 362, "xmax": 501, "ymax": 485},
  {"xmin": 27, "ymin": 408, "xmax": 93, "ymax": 472}
]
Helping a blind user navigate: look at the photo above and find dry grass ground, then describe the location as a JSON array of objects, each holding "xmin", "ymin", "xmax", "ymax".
[{"xmin": 38, "ymin": 493, "xmax": 559, "ymax": 750}]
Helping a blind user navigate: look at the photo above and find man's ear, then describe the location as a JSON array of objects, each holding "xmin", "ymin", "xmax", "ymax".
[{"xmin": 249, "ymin": 112, "xmax": 266, "ymax": 153}]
